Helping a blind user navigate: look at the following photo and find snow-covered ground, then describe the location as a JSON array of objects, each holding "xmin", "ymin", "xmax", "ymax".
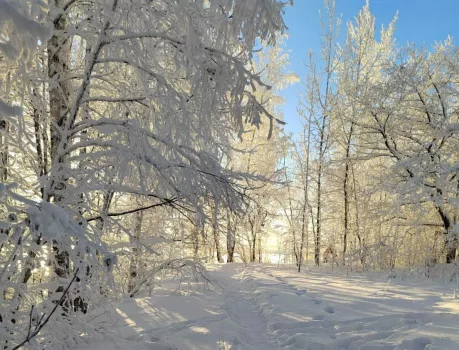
[{"xmin": 80, "ymin": 264, "xmax": 459, "ymax": 350}]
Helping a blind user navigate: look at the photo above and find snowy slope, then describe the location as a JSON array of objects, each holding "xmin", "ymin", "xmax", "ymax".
[{"xmin": 79, "ymin": 264, "xmax": 459, "ymax": 350}]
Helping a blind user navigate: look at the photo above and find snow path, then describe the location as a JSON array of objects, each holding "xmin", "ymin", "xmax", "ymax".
[
  {"xmin": 250, "ymin": 266, "xmax": 459, "ymax": 349},
  {"xmin": 210, "ymin": 266, "xmax": 279, "ymax": 349},
  {"xmin": 80, "ymin": 264, "xmax": 459, "ymax": 350}
]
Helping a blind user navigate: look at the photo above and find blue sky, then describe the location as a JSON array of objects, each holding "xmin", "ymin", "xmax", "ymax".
[{"xmin": 280, "ymin": 0, "xmax": 459, "ymax": 135}]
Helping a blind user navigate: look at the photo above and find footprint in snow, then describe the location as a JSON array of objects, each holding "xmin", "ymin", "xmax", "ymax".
[
  {"xmin": 313, "ymin": 314, "xmax": 325, "ymax": 320},
  {"xmin": 395, "ymin": 337, "xmax": 431, "ymax": 350},
  {"xmin": 313, "ymin": 299, "xmax": 322, "ymax": 305},
  {"xmin": 323, "ymin": 306, "xmax": 335, "ymax": 314},
  {"xmin": 295, "ymin": 289, "xmax": 307, "ymax": 296}
]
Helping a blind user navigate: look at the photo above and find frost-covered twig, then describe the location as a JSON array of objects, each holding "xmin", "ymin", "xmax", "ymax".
[
  {"xmin": 128, "ymin": 259, "xmax": 215, "ymax": 298},
  {"xmin": 86, "ymin": 197, "xmax": 177, "ymax": 222},
  {"xmin": 12, "ymin": 269, "xmax": 80, "ymax": 350}
]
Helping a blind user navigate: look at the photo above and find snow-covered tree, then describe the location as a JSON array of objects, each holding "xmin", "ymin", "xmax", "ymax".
[
  {"xmin": 361, "ymin": 39, "xmax": 459, "ymax": 263},
  {"xmin": 331, "ymin": 1, "xmax": 397, "ymax": 266},
  {"xmin": 227, "ymin": 35, "xmax": 297, "ymax": 263},
  {"xmin": 0, "ymin": 0, "xmax": 292, "ymax": 347},
  {"xmin": 297, "ymin": 0, "xmax": 340, "ymax": 266}
]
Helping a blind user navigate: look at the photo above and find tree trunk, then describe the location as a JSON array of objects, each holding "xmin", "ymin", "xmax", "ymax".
[
  {"xmin": 351, "ymin": 165, "xmax": 364, "ymax": 265},
  {"xmin": 258, "ymin": 235, "xmax": 262, "ymax": 263},
  {"xmin": 212, "ymin": 203, "xmax": 223, "ymax": 263},
  {"xmin": 0, "ymin": 118, "xmax": 8, "ymax": 182},
  {"xmin": 298, "ymin": 205, "xmax": 307, "ymax": 272},
  {"xmin": 342, "ymin": 128, "xmax": 352, "ymax": 266},
  {"xmin": 251, "ymin": 236, "xmax": 256, "ymax": 263},
  {"xmin": 446, "ymin": 246, "xmax": 457, "ymax": 263},
  {"xmin": 193, "ymin": 226, "xmax": 200, "ymax": 261},
  {"xmin": 47, "ymin": 0, "xmax": 71, "ymax": 202},
  {"xmin": 437, "ymin": 207, "xmax": 457, "ymax": 263},
  {"xmin": 293, "ymin": 241, "xmax": 299, "ymax": 267},
  {"xmin": 312, "ymin": 0, "xmax": 336, "ymax": 267},
  {"xmin": 240, "ymin": 242, "xmax": 248, "ymax": 263},
  {"xmin": 227, "ymin": 211, "xmax": 235, "ymax": 263},
  {"xmin": 230, "ymin": 236, "xmax": 236, "ymax": 263},
  {"xmin": 47, "ymin": 1, "xmax": 72, "ymax": 299},
  {"xmin": 128, "ymin": 210, "xmax": 143, "ymax": 295},
  {"xmin": 314, "ymin": 70, "xmax": 329, "ymax": 267},
  {"xmin": 343, "ymin": 165, "xmax": 349, "ymax": 266},
  {"xmin": 77, "ymin": 43, "xmax": 92, "ymax": 215},
  {"xmin": 298, "ymin": 115, "xmax": 312, "ymax": 272},
  {"xmin": 97, "ymin": 188, "xmax": 114, "ymax": 231},
  {"xmin": 445, "ymin": 237, "xmax": 457, "ymax": 263},
  {"xmin": 315, "ymin": 163, "xmax": 323, "ymax": 266},
  {"xmin": 32, "ymin": 92, "xmax": 45, "ymax": 196},
  {"xmin": 22, "ymin": 90, "xmax": 46, "ymax": 286}
]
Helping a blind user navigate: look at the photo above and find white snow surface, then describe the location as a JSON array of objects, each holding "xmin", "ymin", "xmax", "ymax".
[{"xmin": 80, "ymin": 264, "xmax": 459, "ymax": 350}]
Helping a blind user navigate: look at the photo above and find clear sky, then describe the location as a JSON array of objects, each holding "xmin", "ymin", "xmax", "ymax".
[{"xmin": 280, "ymin": 0, "xmax": 459, "ymax": 135}]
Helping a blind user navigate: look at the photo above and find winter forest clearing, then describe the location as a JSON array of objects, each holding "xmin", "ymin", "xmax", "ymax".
[{"xmin": 1, "ymin": 0, "xmax": 459, "ymax": 349}]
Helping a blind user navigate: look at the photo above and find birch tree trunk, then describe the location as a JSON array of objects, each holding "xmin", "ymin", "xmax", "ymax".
[
  {"xmin": 314, "ymin": 0, "xmax": 338, "ymax": 266},
  {"xmin": 47, "ymin": 0, "xmax": 71, "ymax": 202},
  {"xmin": 258, "ymin": 235, "xmax": 262, "ymax": 263},
  {"xmin": 342, "ymin": 124, "xmax": 354, "ymax": 265},
  {"xmin": 227, "ymin": 211, "xmax": 236, "ymax": 263},
  {"xmin": 212, "ymin": 202, "xmax": 223, "ymax": 263},
  {"xmin": 0, "ymin": 120, "xmax": 8, "ymax": 182},
  {"xmin": 128, "ymin": 210, "xmax": 143, "ymax": 295},
  {"xmin": 298, "ymin": 77, "xmax": 313, "ymax": 272},
  {"xmin": 47, "ymin": 0, "xmax": 72, "ymax": 288}
]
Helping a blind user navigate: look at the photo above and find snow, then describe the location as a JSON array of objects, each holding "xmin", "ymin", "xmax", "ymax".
[{"xmin": 79, "ymin": 264, "xmax": 459, "ymax": 350}]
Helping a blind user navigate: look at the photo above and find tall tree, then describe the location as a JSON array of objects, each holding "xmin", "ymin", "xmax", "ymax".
[
  {"xmin": 333, "ymin": 2, "xmax": 397, "ymax": 265},
  {"xmin": 299, "ymin": 0, "xmax": 340, "ymax": 266},
  {"xmin": 362, "ymin": 39, "xmax": 459, "ymax": 263}
]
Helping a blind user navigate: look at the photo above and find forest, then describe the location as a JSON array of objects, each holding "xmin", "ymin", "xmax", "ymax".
[{"xmin": 0, "ymin": 0, "xmax": 458, "ymax": 349}]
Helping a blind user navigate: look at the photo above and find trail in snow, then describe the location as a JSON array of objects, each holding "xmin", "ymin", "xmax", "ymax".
[
  {"xmin": 210, "ymin": 266, "xmax": 278, "ymax": 349},
  {"xmin": 80, "ymin": 264, "xmax": 459, "ymax": 350},
  {"xmin": 248, "ymin": 265, "xmax": 459, "ymax": 349}
]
